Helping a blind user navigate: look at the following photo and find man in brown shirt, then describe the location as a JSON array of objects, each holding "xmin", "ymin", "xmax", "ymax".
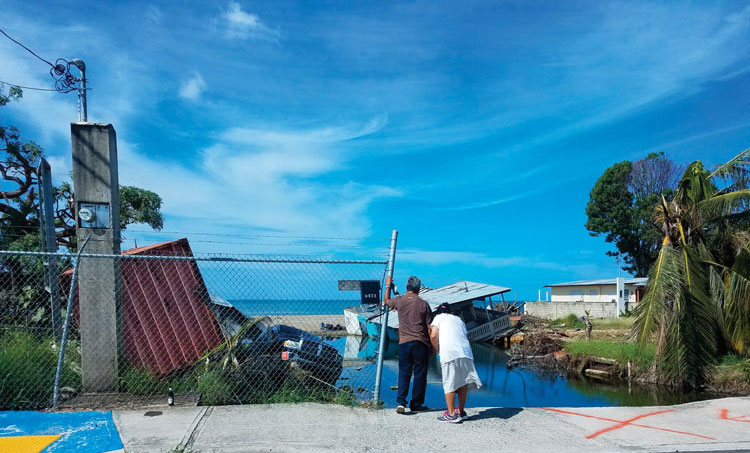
[{"xmin": 385, "ymin": 276, "xmax": 433, "ymax": 413}]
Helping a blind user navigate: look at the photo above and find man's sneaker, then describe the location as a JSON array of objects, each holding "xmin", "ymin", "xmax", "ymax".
[
  {"xmin": 410, "ymin": 405, "xmax": 429, "ymax": 412},
  {"xmin": 437, "ymin": 411, "xmax": 461, "ymax": 423},
  {"xmin": 396, "ymin": 405, "xmax": 406, "ymax": 414},
  {"xmin": 458, "ymin": 410, "xmax": 468, "ymax": 421}
]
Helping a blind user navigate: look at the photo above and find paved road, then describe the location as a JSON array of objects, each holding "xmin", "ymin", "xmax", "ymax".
[{"xmin": 113, "ymin": 396, "xmax": 750, "ymax": 452}]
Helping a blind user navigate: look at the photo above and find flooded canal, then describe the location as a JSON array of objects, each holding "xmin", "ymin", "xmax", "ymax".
[{"xmin": 328, "ymin": 336, "xmax": 716, "ymax": 409}]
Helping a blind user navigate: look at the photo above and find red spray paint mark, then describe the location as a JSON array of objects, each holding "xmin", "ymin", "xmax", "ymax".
[
  {"xmin": 720, "ymin": 409, "xmax": 750, "ymax": 423},
  {"xmin": 541, "ymin": 407, "xmax": 715, "ymax": 440}
]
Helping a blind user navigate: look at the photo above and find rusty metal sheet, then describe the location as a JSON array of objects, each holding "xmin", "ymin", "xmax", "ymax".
[{"xmin": 68, "ymin": 238, "xmax": 224, "ymax": 376}]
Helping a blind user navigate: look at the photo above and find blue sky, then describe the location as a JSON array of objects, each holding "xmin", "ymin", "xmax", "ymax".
[{"xmin": 1, "ymin": 1, "xmax": 749, "ymax": 300}]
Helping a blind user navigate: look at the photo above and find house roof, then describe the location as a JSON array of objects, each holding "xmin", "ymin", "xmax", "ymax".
[
  {"xmin": 545, "ymin": 277, "xmax": 648, "ymax": 287},
  {"xmin": 419, "ymin": 280, "xmax": 511, "ymax": 309}
]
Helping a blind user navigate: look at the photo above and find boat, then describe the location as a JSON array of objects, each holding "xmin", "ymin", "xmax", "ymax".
[
  {"xmin": 343, "ymin": 304, "xmax": 399, "ymax": 341},
  {"xmin": 344, "ymin": 281, "xmax": 513, "ymax": 343}
]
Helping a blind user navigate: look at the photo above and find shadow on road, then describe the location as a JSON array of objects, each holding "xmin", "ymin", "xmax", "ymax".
[{"xmin": 471, "ymin": 407, "xmax": 523, "ymax": 421}]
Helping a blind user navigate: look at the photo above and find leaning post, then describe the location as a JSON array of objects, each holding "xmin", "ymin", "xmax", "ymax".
[
  {"xmin": 38, "ymin": 158, "xmax": 62, "ymax": 342},
  {"xmin": 373, "ymin": 229, "xmax": 398, "ymax": 403},
  {"xmin": 71, "ymin": 122, "xmax": 123, "ymax": 392}
]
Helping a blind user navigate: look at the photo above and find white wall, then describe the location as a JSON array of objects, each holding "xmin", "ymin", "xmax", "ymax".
[
  {"xmin": 550, "ymin": 284, "xmax": 639, "ymax": 304},
  {"xmin": 524, "ymin": 300, "xmax": 618, "ymax": 319}
]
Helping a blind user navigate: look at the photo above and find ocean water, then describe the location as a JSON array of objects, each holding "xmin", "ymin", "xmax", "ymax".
[
  {"xmin": 328, "ymin": 337, "xmax": 716, "ymax": 409},
  {"xmin": 227, "ymin": 299, "xmax": 715, "ymax": 409},
  {"xmin": 229, "ymin": 299, "xmax": 362, "ymax": 316}
]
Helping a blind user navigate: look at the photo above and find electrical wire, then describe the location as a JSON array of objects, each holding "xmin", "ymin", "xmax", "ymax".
[
  {"xmin": 124, "ymin": 229, "xmax": 392, "ymax": 242},
  {"xmin": 0, "ymin": 79, "xmax": 57, "ymax": 92},
  {"xmin": 0, "ymin": 29, "xmax": 55, "ymax": 68}
]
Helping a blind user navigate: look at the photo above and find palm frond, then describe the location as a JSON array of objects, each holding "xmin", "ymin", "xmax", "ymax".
[
  {"xmin": 709, "ymin": 148, "xmax": 750, "ymax": 180},
  {"xmin": 661, "ymin": 245, "xmax": 717, "ymax": 388},
  {"xmin": 675, "ymin": 161, "xmax": 715, "ymax": 209},
  {"xmin": 696, "ymin": 189, "xmax": 750, "ymax": 225},
  {"xmin": 633, "ymin": 238, "xmax": 682, "ymax": 349},
  {"xmin": 724, "ymin": 251, "xmax": 750, "ymax": 355}
]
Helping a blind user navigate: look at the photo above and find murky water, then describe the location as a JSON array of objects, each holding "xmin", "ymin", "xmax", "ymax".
[{"xmin": 328, "ymin": 336, "xmax": 716, "ymax": 409}]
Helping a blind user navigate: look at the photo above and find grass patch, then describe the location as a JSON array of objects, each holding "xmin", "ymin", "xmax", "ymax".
[
  {"xmin": 119, "ymin": 367, "xmax": 198, "ymax": 396},
  {"xmin": 591, "ymin": 317, "xmax": 634, "ymax": 330},
  {"xmin": 550, "ymin": 313, "xmax": 586, "ymax": 330},
  {"xmin": 0, "ymin": 331, "xmax": 80, "ymax": 409},
  {"xmin": 564, "ymin": 339, "xmax": 655, "ymax": 369},
  {"xmin": 197, "ymin": 368, "xmax": 234, "ymax": 406}
]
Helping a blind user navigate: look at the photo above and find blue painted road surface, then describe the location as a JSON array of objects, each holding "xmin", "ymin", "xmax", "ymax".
[{"xmin": 0, "ymin": 410, "xmax": 123, "ymax": 452}]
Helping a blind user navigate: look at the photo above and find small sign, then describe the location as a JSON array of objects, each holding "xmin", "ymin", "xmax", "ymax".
[
  {"xmin": 360, "ymin": 280, "xmax": 381, "ymax": 305},
  {"xmin": 338, "ymin": 280, "xmax": 362, "ymax": 291},
  {"xmin": 281, "ymin": 351, "xmax": 289, "ymax": 361}
]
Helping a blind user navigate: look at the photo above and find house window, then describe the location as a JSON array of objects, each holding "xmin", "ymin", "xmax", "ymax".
[
  {"xmin": 624, "ymin": 288, "xmax": 630, "ymax": 300},
  {"xmin": 589, "ymin": 290, "xmax": 599, "ymax": 297}
]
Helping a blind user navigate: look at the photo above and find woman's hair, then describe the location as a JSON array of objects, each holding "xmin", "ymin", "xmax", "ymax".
[{"xmin": 434, "ymin": 302, "xmax": 451, "ymax": 315}]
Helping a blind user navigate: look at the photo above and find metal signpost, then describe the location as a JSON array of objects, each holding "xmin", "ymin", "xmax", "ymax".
[{"xmin": 373, "ymin": 230, "xmax": 398, "ymax": 403}]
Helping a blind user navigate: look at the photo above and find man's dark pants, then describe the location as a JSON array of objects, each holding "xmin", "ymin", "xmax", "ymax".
[{"xmin": 397, "ymin": 341, "xmax": 429, "ymax": 408}]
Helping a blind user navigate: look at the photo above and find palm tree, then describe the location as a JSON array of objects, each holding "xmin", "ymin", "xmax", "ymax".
[{"xmin": 633, "ymin": 149, "xmax": 750, "ymax": 389}]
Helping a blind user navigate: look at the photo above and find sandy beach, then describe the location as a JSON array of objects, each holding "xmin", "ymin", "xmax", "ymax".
[{"xmin": 263, "ymin": 314, "xmax": 348, "ymax": 336}]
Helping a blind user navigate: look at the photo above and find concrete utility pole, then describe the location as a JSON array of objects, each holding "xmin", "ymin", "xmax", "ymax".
[{"xmin": 71, "ymin": 122, "xmax": 123, "ymax": 392}]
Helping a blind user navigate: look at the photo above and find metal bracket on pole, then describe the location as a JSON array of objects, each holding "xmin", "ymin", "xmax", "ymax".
[
  {"xmin": 373, "ymin": 230, "xmax": 398, "ymax": 404},
  {"xmin": 53, "ymin": 234, "xmax": 90, "ymax": 408},
  {"xmin": 70, "ymin": 59, "xmax": 87, "ymax": 122}
]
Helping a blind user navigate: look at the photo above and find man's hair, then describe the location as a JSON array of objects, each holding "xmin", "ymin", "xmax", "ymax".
[{"xmin": 406, "ymin": 276, "xmax": 421, "ymax": 293}]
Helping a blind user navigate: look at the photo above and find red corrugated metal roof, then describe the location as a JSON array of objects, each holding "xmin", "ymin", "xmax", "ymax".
[{"xmin": 69, "ymin": 238, "xmax": 224, "ymax": 376}]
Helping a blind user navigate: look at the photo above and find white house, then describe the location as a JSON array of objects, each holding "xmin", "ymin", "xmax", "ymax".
[{"xmin": 526, "ymin": 277, "xmax": 648, "ymax": 319}]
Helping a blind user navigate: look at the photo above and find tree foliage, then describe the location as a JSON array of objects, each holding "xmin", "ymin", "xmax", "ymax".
[
  {"xmin": 585, "ymin": 153, "xmax": 681, "ymax": 276},
  {"xmin": 633, "ymin": 150, "xmax": 750, "ymax": 389}
]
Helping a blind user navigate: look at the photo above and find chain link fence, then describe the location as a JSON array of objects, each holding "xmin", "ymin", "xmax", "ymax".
[{"xmin": 0, "ymin": 240, "xmax": 389, "ymax": 410}]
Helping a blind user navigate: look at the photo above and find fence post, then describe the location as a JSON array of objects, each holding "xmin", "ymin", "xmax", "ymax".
[
  {"xmin": 373, "ymin": 229, "xmax": 398, "ymax": 404},
  {"xmin": 53, "ymin": 235, "xmax": 90, "ymax": 407},
  {"xmin": 38, "ymin": 158, "xmax": 62, "ymax": 342}
]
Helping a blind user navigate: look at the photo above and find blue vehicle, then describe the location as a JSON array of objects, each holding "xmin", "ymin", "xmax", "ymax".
[{"xmin": 236, "ymin": 321, "xmax": 344, "ymax": 386}]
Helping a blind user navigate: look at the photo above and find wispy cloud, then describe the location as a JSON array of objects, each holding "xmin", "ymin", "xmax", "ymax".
[
  {"xmin": 433, "ymin": 189, "xmax": 545, "ymax": 212},
  {"xmin": 398, "ymin": 249, "xmax": 598, "ymax": 275},
  {"xmin": 179, "ymin": 71, "xmax": 207, "ymax": 101},
  {"xmin": 117, "ymin": 118, "xmax": 398, "ymax": 237},
  {"xmin": 221, "ymin": 2, "xmax": 279, "ymax": 41}
]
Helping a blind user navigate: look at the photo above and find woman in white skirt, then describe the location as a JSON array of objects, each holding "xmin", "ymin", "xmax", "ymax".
[{"xmin": 429, "ymin": 303, "xmax": 482, "ymax": 423}]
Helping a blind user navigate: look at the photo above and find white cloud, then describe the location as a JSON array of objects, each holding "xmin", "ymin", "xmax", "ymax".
[
  {"xmin": 178, "ymin": 72, "xmax": 206, "ymax": 101},
  {"xmin": 117, "ymin": 118, "xmax": 397, "ymax": 239},
  {"xmin": 398, "ymin": 249, "xmax": 598, "ymax": 275},
  {"xmin": 221, "ymin": 2, "xmax": 279, "ymax": 41}
]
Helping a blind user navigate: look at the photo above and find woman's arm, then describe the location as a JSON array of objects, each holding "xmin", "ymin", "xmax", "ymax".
[{"xmin": 429, "ymin": 326, "xmax": 439, "ymax": 355}]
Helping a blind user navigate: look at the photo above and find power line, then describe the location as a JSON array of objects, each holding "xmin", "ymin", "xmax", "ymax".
[
  {"xmin": 0, "ymin": 79, "xmax": 57, "ymax": 92},
  {"xmin": 0, "ymin": 28, "xmax": 55, "ymax": 68},
  {"xmin": 124, "ymin": 229, "xmax": 392, "ymax": 242},
  {"xmin": 0, "ymin": 28, "xmax": 82, "ymax": 94}
]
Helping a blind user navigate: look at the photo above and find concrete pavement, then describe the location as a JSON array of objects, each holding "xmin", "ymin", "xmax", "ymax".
[{"xmin": 112, "ymin": 396, "xmax": 750, "ymax": 452}]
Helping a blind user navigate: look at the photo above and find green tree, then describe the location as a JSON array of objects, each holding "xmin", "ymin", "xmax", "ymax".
[
  {"xmin": 585, "ymin": 153, "xmax": 681, "ymax": 276},
  {"xmin": 633, "ymin": 150, "xmax": 750, "ymax": 389}
]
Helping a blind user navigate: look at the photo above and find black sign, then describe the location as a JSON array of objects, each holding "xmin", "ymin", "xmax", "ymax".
[{"xmin": 360, "ymin": 280, "xmax": 381, "ymax": 305}]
